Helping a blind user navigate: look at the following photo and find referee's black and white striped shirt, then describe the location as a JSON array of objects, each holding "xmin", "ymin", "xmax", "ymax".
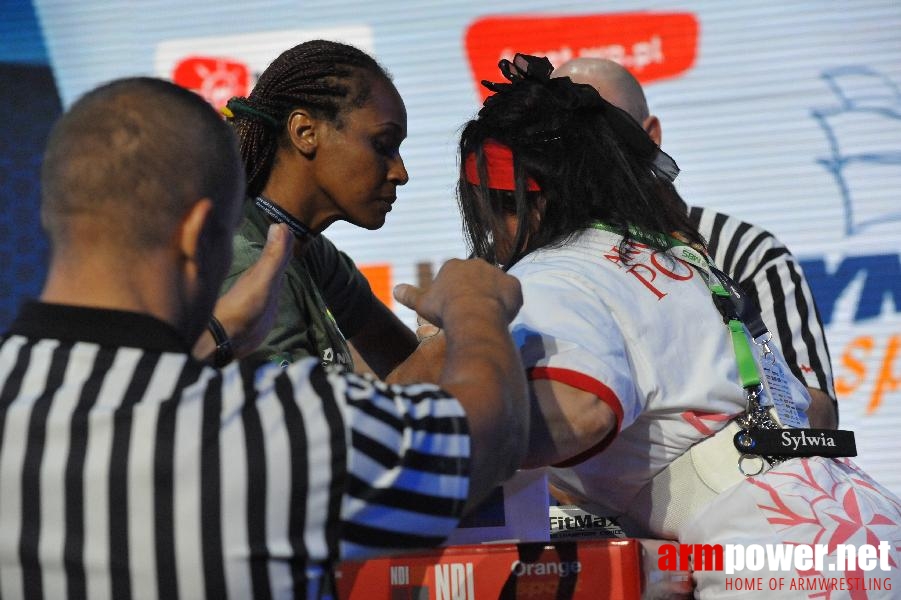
[
  {"xmin": 688, "ymin": 206, "xmax": 836, "ymax": 405},
  {"xmin": 0, "ymin": 302, "xmax": 470, "ymax": 600}
]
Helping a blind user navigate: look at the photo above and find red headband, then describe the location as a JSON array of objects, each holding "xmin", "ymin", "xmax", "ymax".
[{"xmin": 464, "ymin": 140, "xmax": 540, "ymax": 191}]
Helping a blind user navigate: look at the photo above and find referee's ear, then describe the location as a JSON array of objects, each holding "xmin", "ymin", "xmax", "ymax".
[{"xmin": 177, "ymin": 198, "xmax": 215, "ymax": 264}]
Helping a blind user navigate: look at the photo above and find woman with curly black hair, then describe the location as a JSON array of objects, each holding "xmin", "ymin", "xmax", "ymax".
[{"xmin": 459, "ymin": 54, "xmax": 901, "ymax": 597}]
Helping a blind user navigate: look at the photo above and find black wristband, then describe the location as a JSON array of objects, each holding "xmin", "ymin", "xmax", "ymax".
[{"xmin": 207, "ymin": 315, "xmax": 234, "ymax": 368}]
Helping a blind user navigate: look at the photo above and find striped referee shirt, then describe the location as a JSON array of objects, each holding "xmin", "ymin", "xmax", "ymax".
[
  {"xmin": 688, "ymin": 206, "xmax": 837, "ymax": 407},
  {"xmin": 0, "ymin": 302, "xmax": 470, "ymax": 600}
]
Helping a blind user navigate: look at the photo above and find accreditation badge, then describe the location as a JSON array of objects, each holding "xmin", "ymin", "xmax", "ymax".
[{"xmin": 751, "ymin": 339, "xmax": 807, "ymax": 429}]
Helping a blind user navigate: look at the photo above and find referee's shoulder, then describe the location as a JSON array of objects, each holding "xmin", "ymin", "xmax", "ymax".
[
  {"xmin": 218, "ymin": 356, "xmax": 376, "ymax": 406},
  {"xmin": 689, "ymin": 205, "xmax": 787, "ymax": 260}
]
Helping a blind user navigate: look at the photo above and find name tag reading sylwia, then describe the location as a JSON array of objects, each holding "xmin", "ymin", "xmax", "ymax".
[{"xmin": 733, "ymin": 429, "xmax": 857, "ymax": 458}]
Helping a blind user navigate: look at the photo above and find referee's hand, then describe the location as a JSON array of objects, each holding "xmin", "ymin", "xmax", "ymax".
[
  {"xmin": 194, "ymin": 224, "xmax": 293, "ymax": 363},
  {"xmin": 393, "ymin": 258, "xmax": 522, "ymax": 330}
]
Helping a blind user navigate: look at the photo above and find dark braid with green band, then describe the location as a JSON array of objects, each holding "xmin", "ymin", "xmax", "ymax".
[{"xmin": 223, "ymin": 98, "xmax": 279, "ymax": 129}]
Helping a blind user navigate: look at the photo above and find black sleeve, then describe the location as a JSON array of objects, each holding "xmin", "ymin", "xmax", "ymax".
[{"xmin": 302, "ymin": 235, "xmax": 377, "ymax": 339}]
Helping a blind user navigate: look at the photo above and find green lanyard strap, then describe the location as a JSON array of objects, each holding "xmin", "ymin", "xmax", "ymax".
[
  {"xmin": 591, "ymin": 222, "xmax": 764, "ymax": 390},
  {"xmin": 728, "ymin": 319, "xmax": 761, "ymax": 389}
]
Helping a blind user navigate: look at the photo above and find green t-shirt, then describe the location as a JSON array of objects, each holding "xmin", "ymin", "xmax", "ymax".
[{"xmin": 221, "ymin": 201, "xmax": 376, "ymax": 368}]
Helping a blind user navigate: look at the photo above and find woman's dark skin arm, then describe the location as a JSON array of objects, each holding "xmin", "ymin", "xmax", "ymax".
[{"xmin": 348, "ymin": 298, "xmax": 418, "ymax": 379}]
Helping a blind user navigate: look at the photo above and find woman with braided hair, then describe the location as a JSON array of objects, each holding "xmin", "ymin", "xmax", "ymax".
[
  {"xmin": 459, "ymin": 55, "xmax": 901, "ymax": 598},
  {"xmin": 220, "ymin": 39, "xmax": 417, "ymax": 374}
]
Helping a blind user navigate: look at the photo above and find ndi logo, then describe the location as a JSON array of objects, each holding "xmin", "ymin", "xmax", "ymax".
[
  {"xmin": 390, "ymin": 565, "xmax": 409, "ymax": 585},
  {"xmin": 434, "ymin": 563, "xmax": 474, "ymax": 600}
]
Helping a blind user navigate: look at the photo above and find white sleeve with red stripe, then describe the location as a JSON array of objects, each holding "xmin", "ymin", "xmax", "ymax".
[{"xmin": 509, "ymin": 267, "xmax": 642, "ymax": 432}]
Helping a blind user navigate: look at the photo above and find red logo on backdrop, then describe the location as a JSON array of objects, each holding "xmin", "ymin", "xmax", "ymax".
[
  {"xmin": 465, "ymin": 12, "xmax": 699, "ymax": 100},
  {"xmin": 173, "ymin": 56, "xmax": 250, "ymax": 109}
]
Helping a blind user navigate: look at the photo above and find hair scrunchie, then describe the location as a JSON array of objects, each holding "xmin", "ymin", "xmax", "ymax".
[{"xmin": 222, "ymin": 97, "xmax": 280, "ymax": 129}]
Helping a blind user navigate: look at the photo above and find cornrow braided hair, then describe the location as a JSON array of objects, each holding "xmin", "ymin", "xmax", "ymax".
[{"xmin": 225, "ymin": 39, "xmax": 391, "ymax": 198}]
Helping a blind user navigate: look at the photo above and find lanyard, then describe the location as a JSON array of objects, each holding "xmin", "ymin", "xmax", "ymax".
[
  {"xmin": 590, "ymin": 223, "xmax": 855, "ymax": 466},
  {"xmin": 590, "ymin": 222, "xmax": 767, "ymax": 391},
  {"xmin": 254, "ymin": 196, "xmax": 315, "ymax": 240}
]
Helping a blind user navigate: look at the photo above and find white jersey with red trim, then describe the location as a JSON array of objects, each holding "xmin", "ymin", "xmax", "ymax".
[
  {"xmin": 510, "ymin": 227, "xmax": 812, "ymax": 511},
  {"xmin": 509, "ymin": 227, "xmax": 901, "ymax": 598}
]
